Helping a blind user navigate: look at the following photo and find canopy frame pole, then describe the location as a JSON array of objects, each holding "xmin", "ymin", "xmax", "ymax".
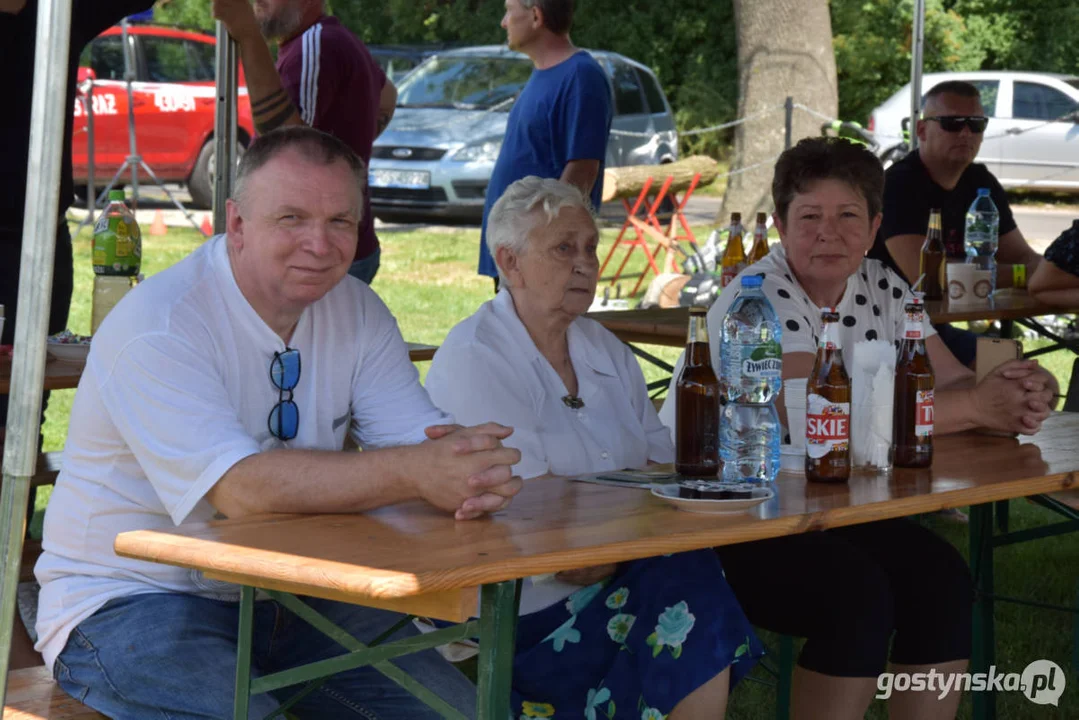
[
  {"xmin": 909, "ymin": 0, "xmax": 926, "ymax": 152},
  {"xmin": 213, "ymin": 23, "xmax": 239, "ymax": 233},
  {"xmin": 0, "ymin": 0, "xmax": 74, "ymax": 704}
]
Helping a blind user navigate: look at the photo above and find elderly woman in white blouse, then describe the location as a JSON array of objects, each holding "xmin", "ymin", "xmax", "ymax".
[
  {"xmin": 426, "ymin": 177, "xmax": 762, "ymax": 720},
  {"xmin": 665, "ymin": 137, "xmax": 1059, "ymax": 720}
]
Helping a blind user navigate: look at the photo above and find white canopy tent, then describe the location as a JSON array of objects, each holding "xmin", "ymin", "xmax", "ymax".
[
  {"xmin": 0, "ymin": 0, "xmax": 930, "ymax": 706},
  {"xmin": 0, "ymin": 0, "xmax": 239, "ymax": 701}
]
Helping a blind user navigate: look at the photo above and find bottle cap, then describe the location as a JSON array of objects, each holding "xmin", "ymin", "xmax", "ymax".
[
  {"xmin": 977, "ymin": 188, "xmax": 990, "ymax": 197},
  {"xmin": 731, "ymin": 212, "xmax": 741, "ymax": 223},
  {"xmin": 108, "ymin": 190, "xmax": 126, "ymax": 202},
  {"xmin": 756, "ymin": 212, "xmax": 767, "ymax": 223},
  {"xmin": 689, "ymin": 306, "xmax": 708, "ymax": 316},
  {"xmin": 740, "ymin": 274, "xmax": 764, "ymax": 288}
]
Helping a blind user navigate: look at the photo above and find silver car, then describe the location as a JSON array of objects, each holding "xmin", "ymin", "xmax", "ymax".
[
  {"xmin": 869, "ymin": 71, "xmax": 1079, "ymax": 191},
  {"xmin": 368, "ymin": 45, "xmax": 679, "ymax": 222}
]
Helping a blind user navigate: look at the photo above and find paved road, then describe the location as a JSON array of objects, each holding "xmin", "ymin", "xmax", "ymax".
[{"xmin": 68, "ymin": 184, "xmax": 1076, "ymax": 253}]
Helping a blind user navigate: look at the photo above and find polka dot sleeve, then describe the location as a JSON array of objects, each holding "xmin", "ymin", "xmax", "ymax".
[
  {"xmin": 763, "ymin": 272, "xmax": 820, "ymax": 355},
  {"xmin": 880, "ymin": 265, "xmax": 938, "ymax": 341}
]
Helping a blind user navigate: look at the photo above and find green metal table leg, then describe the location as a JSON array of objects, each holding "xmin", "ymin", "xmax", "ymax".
[
  {"xmin": 994, "ymin": 499, "xmax": 1009, "ymax": 535},
  {"xmin": 970, "ymin": 503, "xmax": 996, "ymax": 720},
  {"xmin": 234, "ymin": 586, "xmax": 255, "ymax": 720},
  {"xmin": 775, "ymin": 635, "xmax": 794, "ymax": 720},
  {"xmin": 476, "ymin": 581, "xmax": 519, "ymax": 720}
]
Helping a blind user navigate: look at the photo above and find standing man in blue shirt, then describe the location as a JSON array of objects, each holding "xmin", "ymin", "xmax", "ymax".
[{"xmin": 479, "ymin": 0, "xmax": 613, "ymax": 287}]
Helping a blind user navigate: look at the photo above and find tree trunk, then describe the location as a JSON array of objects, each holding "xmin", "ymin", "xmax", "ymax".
[
  {"xmin": 720, "ymin": 0, "xmax": 838, "ymax": 222},
  {"xmin": 601, "ymin": 155, "xmax": 719, "ymax": 203}
]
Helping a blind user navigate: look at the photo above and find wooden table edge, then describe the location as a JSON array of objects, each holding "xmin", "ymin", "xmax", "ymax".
[{"xmin": 114, "ymin": 470, "xmax": 1077, "ymax": 608}]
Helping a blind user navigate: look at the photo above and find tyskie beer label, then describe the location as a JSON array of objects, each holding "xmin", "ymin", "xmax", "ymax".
[
  {"xmin": 915, "ymin": 389, "xmax": 934, "ymax": 437},
  {"xmin": 903, "ymin": 309, "xmax": 925, "ymax": 340},
  {"xmin": 805, "ymin": 393, "xmax": 850, "ymax": 459}
]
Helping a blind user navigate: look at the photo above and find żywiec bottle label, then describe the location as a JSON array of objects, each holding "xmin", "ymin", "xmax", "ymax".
[
  {"xmin": 915, "ymin": 389, "xmax": 934, "ymax": 437},
  {"xmin": 805, "ymin": 393, "xmax": 850, "ymax": 459},
  {"xmin": 741, "ymin": 339, "xmax": 783, "ymax": 381}
]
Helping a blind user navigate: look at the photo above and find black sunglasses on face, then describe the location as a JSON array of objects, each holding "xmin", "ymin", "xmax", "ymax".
[{"xmin": 924, "ymin": 115, "xmax": 989, "ymax": 133}]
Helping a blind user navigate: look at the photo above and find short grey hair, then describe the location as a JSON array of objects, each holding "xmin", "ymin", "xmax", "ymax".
[
  {"xmin": 233, "ymin": 126, "xmax": 366, "ymax": 209},
  {"xmin": 486, "ymin": 176, "xmax": 595, "ymax": 283}
]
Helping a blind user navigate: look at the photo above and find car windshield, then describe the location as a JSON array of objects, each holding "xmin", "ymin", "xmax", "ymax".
[{"xmin": 397, "ymin": 55, "xmax": 532, "ymax": 110}]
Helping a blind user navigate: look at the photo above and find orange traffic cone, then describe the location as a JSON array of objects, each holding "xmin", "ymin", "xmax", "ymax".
[
  {"xmin": 200, "ymin": 214, "xmax": 214, "ymax": 236},
  {"xmin": 149, "ymin": 210, "xmax": 167, "ymax": 236}
]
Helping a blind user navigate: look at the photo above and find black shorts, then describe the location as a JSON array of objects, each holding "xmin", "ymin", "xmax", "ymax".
[{"xmin": 717, "ymin": 518, "xmax": 973, "ymax": 677}]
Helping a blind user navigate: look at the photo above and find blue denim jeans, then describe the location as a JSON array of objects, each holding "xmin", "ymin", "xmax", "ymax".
[
  {"xmin": 54, "ymin": 593, "xmax": 477, "ymax": 719},
  {"xmin": 348, "ymin": 248, "xmax": 381, "ymax": 286}
]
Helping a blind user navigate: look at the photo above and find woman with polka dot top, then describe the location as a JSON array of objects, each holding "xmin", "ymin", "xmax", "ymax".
[{"xmin": 663, "ymin": 138, "xmax": 1060, "ymax": 720}]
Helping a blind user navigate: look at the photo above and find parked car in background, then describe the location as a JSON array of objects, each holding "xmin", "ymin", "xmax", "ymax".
[
  {"xmin": 368, "ymin": 45, "xmax": 679, "ymax": 222},
  {"xmin": 72, "ymin": 24, "xmax": 254, "ymax": 209},
  {"xmin": 367, "ymin": 45, "xmax": 439, "ymax": 85},
  {"xmin": 869, "ymin": 71, "xmax": 1079, "ymax": 191}
]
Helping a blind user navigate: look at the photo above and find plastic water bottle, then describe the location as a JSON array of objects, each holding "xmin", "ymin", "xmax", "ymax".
[
  {"xmin": 965, "ymin": 188, "xmax": 999, "ymax": 294},
  {"xmin": 720, "ymin": 402, "xmax": 781, "ymax": 483},
  {"xmin": 719, "ymin": 274, "xmax": 783, "ymax": 482}
]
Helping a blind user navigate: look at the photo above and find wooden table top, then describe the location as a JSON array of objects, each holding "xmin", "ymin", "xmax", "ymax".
[
  {"xmin": 0, "ymin": 343, "xmax": 440, "ymax": 395},
  {"xmin": 588, "ymin": 292, "xmax": 1077, "ymax": 347},
  {"xmin": 115, "ymin": 414, "xmax": 1079, "ymax": 621}
]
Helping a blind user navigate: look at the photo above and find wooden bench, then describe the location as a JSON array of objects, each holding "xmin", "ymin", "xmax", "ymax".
[
  {"xmin": 29, "ymin": 454, "xmax": 62, "ymax": 490},
  {"xmin": 3, "ymin": 666, "xmax": 104, "ymax": 719}
]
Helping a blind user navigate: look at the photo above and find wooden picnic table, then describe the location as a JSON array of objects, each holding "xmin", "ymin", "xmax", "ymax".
[
  {"xmin": 0, "ymin": 343, "xmax": 440, "ymax": 395},
  {"xmin": 588, "ymin": 291, "xmax": 1078, "ymax": 349},
  {"xmin": 114, "ymin": 412, "xmax": 1079, "ymax": 720}
]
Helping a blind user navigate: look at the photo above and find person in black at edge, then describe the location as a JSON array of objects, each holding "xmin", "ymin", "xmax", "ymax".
[
  {"xmin": 0, "ymin": 0, "xmax": 152, "ymax": 669},
  {"xmin": 1, "ymin": 0, "xmax": 151, "ymax": 437},
  {"xmin": 868, "ymin": 80, "xmax": 1042, "ymax": 367}
]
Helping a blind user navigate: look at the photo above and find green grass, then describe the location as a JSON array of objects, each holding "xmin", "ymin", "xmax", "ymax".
[{"xmin": 34, "ymin": 218, "xmax": 1079, "ymax": 718}]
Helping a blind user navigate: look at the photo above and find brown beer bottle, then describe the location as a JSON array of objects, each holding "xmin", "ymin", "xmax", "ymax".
[
  {"xmin": 720, "ymin": 212, "xmax": 746, "ymax": 288},
  {"xmin": 919, "ymin": 209, "xmax": 945, "ymax": 301},
  {"xmin": 893, "ymin": 296, "xmax": 935, "ymax": 468},
  {"xmin": 747, "ymin": 212, "xmax": 770, "ymax": 264},
  {"xmin": 805, "ymin": 308, "xmax": 851, "ymax": 482},
  {"xmin": 676, "ymin": 307, "xmax": 720, "ymax": 476}
]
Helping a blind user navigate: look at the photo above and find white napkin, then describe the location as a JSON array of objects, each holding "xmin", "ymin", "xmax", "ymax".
[{"xmin": 852, "ymin": 341, "xmax": 895, "ymax": 468}]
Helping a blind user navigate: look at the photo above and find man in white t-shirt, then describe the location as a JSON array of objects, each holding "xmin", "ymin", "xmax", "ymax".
[{"xmin": 35, "ymin": 126, "xmax": 521, "ymax": 718}]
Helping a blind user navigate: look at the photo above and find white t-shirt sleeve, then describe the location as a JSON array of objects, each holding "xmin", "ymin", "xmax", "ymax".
[
  {"xmin": 94, "ymin": 333, "xmax": 261, "ymax": 526},
  {"xmin": 350, "ymin": 292, "xmax": 449, "ymax": 449},
  {"xmin": 425, "ymin": 345, "xmax": 550, "ymax": 480}
]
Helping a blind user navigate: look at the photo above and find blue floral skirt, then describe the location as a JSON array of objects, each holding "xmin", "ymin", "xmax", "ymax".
[{"xmin": 511, "ymin": 549, "xmax": 764, "ymax": 719}]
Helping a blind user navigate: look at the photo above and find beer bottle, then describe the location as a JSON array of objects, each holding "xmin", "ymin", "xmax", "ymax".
[
  {"xmin": 919, "ymin": 209, "xmax": 945, "ymax": 301},
  {"xmin": 720, "ymin": 212, "xmax": 746, "ymax": 288},
  {"xmin": 747, "ymin": 211, "xmax": 770, "ymax": 264},
  {"xmin": 805, "ymin": 308, "xmax": 851, "ymax": 482},
  {"xmin": 893, "ymin": 296, "xmax": 935, "ymax": 468},
  {"xmin": 676, "ymin": 307, "xmax": 720, "ymax": 476}
]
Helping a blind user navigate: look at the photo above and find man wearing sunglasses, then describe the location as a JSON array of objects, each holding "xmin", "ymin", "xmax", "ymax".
[
  {"xmin": 34, "ymin": 127, "xmax": 522, "ymax": 718},
  {"xmin": 869, "ymin": 79, "xmax": 1042, "ymax": 367}
]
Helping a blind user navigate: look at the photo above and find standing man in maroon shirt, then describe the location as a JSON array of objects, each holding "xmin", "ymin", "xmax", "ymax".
[{"xmin": 214, "ymin": 0, "xmax": 395, "ymax": 284}]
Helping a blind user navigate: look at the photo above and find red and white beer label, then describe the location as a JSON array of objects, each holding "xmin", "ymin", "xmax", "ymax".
[
  {"xmin": 903, "ymin": 309, "xmax": 925, "ymax": 340},
  {"xmin": 805, "ymin": 393, "xmax": 851, "ymax": 459},
  {"xmin": 915, "ymin": 389, "xmax": 934, "ymax": 437}
]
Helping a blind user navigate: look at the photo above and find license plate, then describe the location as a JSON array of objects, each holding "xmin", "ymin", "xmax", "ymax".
[{"xmin": 370, "ymin": 169, "xmax": 431, "ymax": 189}]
